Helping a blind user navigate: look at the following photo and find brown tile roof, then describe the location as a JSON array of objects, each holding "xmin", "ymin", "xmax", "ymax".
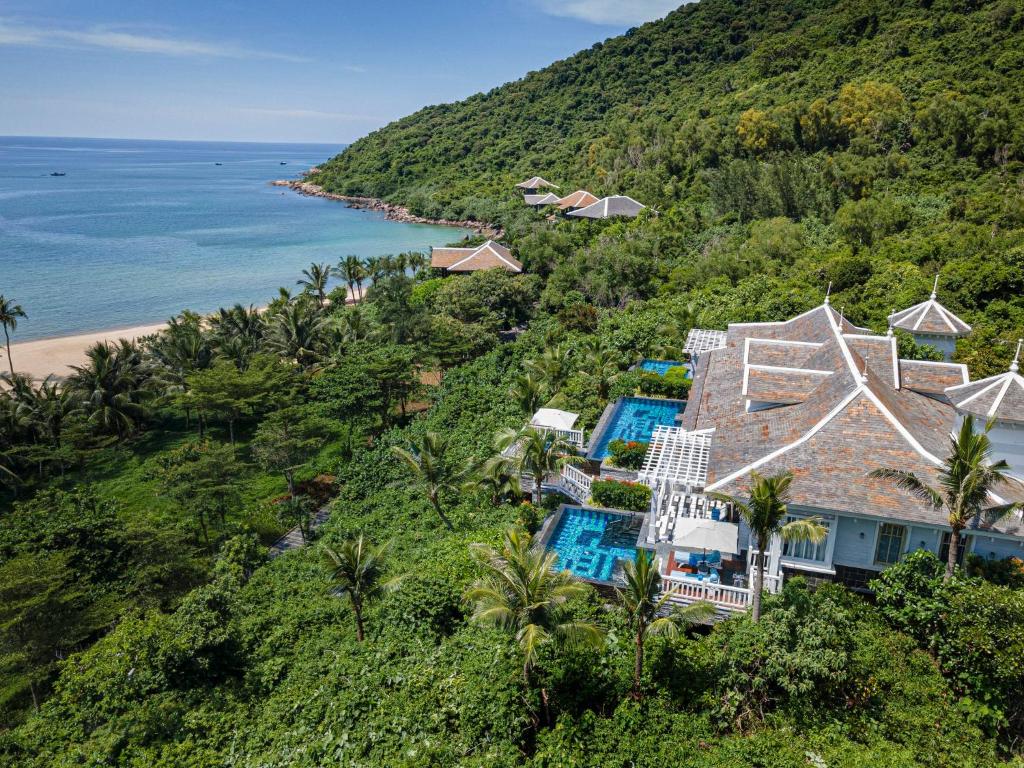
[
  {"xmin": 844, "ymin": 334, "xmax": 898, "ymax": 388},
  {"xmin": 683, "ymin": 302, "xmax": 1021, "ymax": 530},
  {"xmin": 899, "ymin": 359, "xmax": 968, "ymax": 396},
  {"xmin": 946, "ymin": 370, "xmax": 1024, "ymax": 424},
  {"xmin": 745, "ymin": 338, "xmax": 822, "ymax": 368},
  {"xmin": 556, "ymin": 190, "xmax": 599, "ymax": 210},
  {"xmin": 430, "ymin": 247, "xmax": 476, "ymax": 269},
  {"xmin": 432, "ymin": 240, "xmax": 522, "ymax": 273}
]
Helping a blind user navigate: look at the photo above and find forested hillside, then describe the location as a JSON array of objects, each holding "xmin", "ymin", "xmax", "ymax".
[{"xmin": 4, "ymin": 0, "xmax": 1024, "ymax": 765}]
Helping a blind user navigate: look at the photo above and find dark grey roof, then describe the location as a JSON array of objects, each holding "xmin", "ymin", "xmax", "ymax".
[{"xmin": 566, "ymin": 195, "xmax": 647, "ymax": 219}]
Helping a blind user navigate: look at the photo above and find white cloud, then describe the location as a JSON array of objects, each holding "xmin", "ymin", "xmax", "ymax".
[
  {"xmin": 0, "ymin": 18, "xmax": 308, "ymax": 62},
  {"xmin": 531, "ymin": 0, "xmax": 683, "ymax": 26}
]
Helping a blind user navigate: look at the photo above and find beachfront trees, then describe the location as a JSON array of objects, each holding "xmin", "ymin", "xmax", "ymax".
[
  {"xmin": 297, "ymin": 263, "xmax": 331, "ymax": 308},
  {"xmin": 496, "ymin": 426, "xmax": 582, "ymax": 506},
  {"xmin": 871, "ymin": 416, "xmax": 1021, "ymax": 580},
  {"xmin": 464, "ymin": 526, "xmax": 603, "ymax": 721},
  {"xmin": 265, "ymin": 302, "xmax": 326, "ymax": 368},
  {"xmin": 322, "ymin": 535, "xmax": 400, "ymax": 642},
  {"xmin": 0, "ymin": 295, "xmax": 27, "ymax": 378},
  {"xmin": 710, "ymin": 472, "xmax": 826, "ymax": 622},
  {"xmin": 68, "ymin": 341, "xmax": 151, "ymax": 440},
  {"xmin": 617, "ymin": 551, "xmax": 714, "ymax": 699},
  {"xmin": 335, "ymin": 255, "xmax": 366, "ymax": 301},
  {"xmin": 391, "ymin": 431, "xmax": 458, "ymax": 531}
]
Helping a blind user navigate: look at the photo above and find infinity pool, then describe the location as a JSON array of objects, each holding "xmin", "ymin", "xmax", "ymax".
[
  {"xmin": 640, "ymin": 359, "xmax": 691, "ymax": 377},
  {"xmin": 546, "ymin": 507, "xmax": 641, "ymax": 582},
  {"xmin": 589, "ymin": 396, "xmax": 686, "ymax": 460}
]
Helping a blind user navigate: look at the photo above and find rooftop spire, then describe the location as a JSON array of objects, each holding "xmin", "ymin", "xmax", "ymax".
[
  {"xmin": 886, "ymin": 309, "xmax": 895, "ymax": 337},
  {"xmin": 1012, "ymin": 338, "xmax": 1023, "ymax": 374},
  {"xmin": 824, "ymin": 281, "xmax": 832, "ymax": 306},
  {"xmin": 931, "ymin": 274, "xmax": 939, "ymax": 300}
]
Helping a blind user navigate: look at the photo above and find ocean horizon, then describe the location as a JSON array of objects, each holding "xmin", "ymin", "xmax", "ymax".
[{"xmin": 0, "ymin": 136, "xmax": 467, "ymax": 342}]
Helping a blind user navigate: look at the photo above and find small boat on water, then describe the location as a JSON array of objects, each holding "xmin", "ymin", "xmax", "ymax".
[
  {"xmin": 50, "ymin": 172, "xmax": 66, "ymax": 176},
  {"xmin": 215, "ymin": 162, "xmax": 222, "ymax": 166},
  {"xmin": 280, "ymin": 161, "xmax": 287, "ymax": 165}
]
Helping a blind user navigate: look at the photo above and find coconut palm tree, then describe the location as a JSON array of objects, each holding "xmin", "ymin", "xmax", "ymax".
[
  {"xmin": 509, "ymin": 371, "xmax": 547, "ymax": 417},
  {"xmin": 0, "ymin": 296, "xmax": 27, "ymax": 378},
  {"xmin": 617, "ymin": 551, "xmax": 714, "ymax": 699},
  {"xmin": 266, "ymin": 302, "xmax": 326, "ymax": 368},
  {"xmin": 68, "ymin": 341, "xmax": 151, "ymax": 440},
  {"xmin": 525, "ymin": 343, "xmax": 573, "ymax": 394},
  {"xmin": 364, "ymin": 255, "xmax": 386, "ymax": 288},
  {"xmin": 465, "ymin": 526, "xmax": 604, "ymax": 721},
  {"xmin": 335, "ymin": 255, "xmax": 366, "ymax": 302},
  {"xmin": 322, "ymin": 535, "xmax": 400, "ymax": 641},
  {"xmin": 463, "ymin": 454, "xmax": 518, "ymax": 506},
  {"xmin": 870, "ymin": 415, "xmax": 1021, "ymax": 581},
  {"xmin": 391, "ymin": 431, "xmax": 459, "ymax": 531},
  {"xmin": 297, "ymin": 262, "xmax": 331, "ymax": 308},
  {"xmin": 496, "ymin": 426, "xmax": 582, "ymax": 505},
  {"xmin": 709, "ymin": 471, "xmax": 826, "ymax": 622},
  {"xmin": 580, "ymin": 338, "xmax": 625, "ymax": 403}
]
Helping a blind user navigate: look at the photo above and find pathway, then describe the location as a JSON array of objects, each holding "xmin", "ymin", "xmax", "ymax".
[{"xmin": 268, "ymin": 504, "xmax": 331, "ymax": 558}]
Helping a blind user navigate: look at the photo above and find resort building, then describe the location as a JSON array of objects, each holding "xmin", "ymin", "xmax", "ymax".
[
  {"xmin": 531, "ymin": 300, "xmax": 1024, "ymax": 615},
  {"xmin": 429, "ymin": 240, "xmax": 523, "ymax": 274},
  {"xmin": 523, "ymin": 192, "xmax": 561, "ymax": 208},
  {"xmin": 515, "ymin": 176, "xmax": 559, "ymax": 194},
  {"xmin": 555, "ymin": 190, "xmax": 600, "ymax": 213},
  {"xmin": 887, "ymin": 277, "xmax": 971, "ymax": 360},
  {"xmin": 566, "ymin": 195, "xmax": 648, "ymax": 219}
]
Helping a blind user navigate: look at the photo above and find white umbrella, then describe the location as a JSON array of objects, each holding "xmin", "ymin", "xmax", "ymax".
[{"xmin": 672, "ymin": 518, "xmax": 739, "ymax": 555}]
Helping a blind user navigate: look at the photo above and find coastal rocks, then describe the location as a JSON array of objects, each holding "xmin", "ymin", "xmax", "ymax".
[{"xmin": 271, "ymin": 180, "xmax": 498, "ymax": 237}]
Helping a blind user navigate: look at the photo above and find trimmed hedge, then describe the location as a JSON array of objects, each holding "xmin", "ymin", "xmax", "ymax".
[{"xmin": 590, "ymin": 479, "xmax": 652, "ymax": 512}]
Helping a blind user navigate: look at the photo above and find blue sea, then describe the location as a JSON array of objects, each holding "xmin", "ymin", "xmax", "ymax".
[{"xmin": 0, "ymin": 136, "xmax": 467, "ymax": 342}]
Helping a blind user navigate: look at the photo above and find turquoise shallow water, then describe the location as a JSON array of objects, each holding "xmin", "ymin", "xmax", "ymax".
[{"xmin": 0, "ymin": 136, "xmax": 467, "ymax": 341}]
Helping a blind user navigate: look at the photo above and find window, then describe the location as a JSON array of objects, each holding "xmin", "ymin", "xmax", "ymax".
[
  {"xmin": 939, "ymin": 532, "xmax": 971, "ymax": 566},
  {"xmin": 782, "ymin": 517, "xmax": 830, "ymax": 562},
  {"xmin": 874, "ymin": 523, "xmax": 906, "ymax": 565}
]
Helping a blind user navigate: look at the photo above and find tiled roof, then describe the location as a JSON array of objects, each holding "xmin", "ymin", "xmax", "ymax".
[
  {"xmin": 946, "ymin": 369, "xmax": 1024, "ymax": 424},
  {"xmin": 430, "ymin": 241, "xmax": 522, "ymax": 273},
  {"xmin": 556, "ymin": 190, "xmax": 599, "ymax": 210},
  {"xmin": 524, "ymin": 193, "xmax": 560, "ymax": 206},
  {"xmin": 899, "ymin": 359, "xmax": 968, "ymax": 396},
  {"xmin": 515, "ymin": 176, "xmax": 558, "ymax": 190},
  {"xmin": 566, "ymin": 195, "xmax": 647, "ymax": 219},
  {"xmin": 682, "ymin": 302, "xmax": 1018, "ymax": 530},
  {"xmin": 889, "ymin": 290, "xmax": 971, "ymax": 336}
]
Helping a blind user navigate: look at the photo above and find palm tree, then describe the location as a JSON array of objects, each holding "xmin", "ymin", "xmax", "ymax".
[
  {"xmin": 0, "ymin": 296, "xmax": 27, "ymax": 378},
  {"xmin": 709, "ymin": 471, "xmax": 826, "ymax": 622},
  {"xmin": 322, "ymin": 535, "xmax": 400, "ymax": 641},
  {"xmin": 335, "ymin": 255, "xmax": 366, "ymax": 302},
  {"xmin": 617, "ymin": 551, "xmax": 714, "ymax": 699},
  {"xmin": 870, "ymin": 415, "xmax": 1021, "ymax": 581},
  {"xmin": 391, "ymin": 431, "xmax": 459, "ymax": 531},
  {"xmin": 496, "ymin": 426, "xmax": 582, "ymax": 506},
  {"xmin": 510, "ymin": 372, "xmax": 547, "ymax": 417},
  {"xmin": 297, "ymin": 263, "xmax": 331, "ymax": 308},
  {"xmin": 266, "ymin": 302, "xmax": 326, "ymax": 367},
  {"xmin": 463, "ymin": 454, "xmax": 518, "ymax": 506},
  {"xmin": 364, "ymin": 255, "xmax": 386, "ymax": 288},
  {"xmin": 68, "ymin": 341, "xmax": 151, "ymax": 440},
  {"xmin": 465, "ymin": 526, "xmax": 604, "ymax": 721},
  {"xmin": 525, "ymin": 343, "xmax": 572, "ymax": 393},
  {"xmin": 580, "ymin": 338, "xmax": 624, "ymax": 403}
]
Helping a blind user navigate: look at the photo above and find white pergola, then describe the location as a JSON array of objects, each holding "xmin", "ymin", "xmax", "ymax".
[
  {"xmin": 684, "ymin": 328, "xmax": 728, "ymax": 356},
  {"xmin": 638, "ymin": 426, "xmax": 714, "ymax": 489}
]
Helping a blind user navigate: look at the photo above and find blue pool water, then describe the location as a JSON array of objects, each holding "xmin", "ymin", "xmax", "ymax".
[
  {"xmin": 590, "ymin": 396, "xmax": 685, "ymax": 460},
  {"xmin": 547, "ymin": 507, "xmax": 641, "ymax": 582},
  {"xmin": 640, "ymin": 359, "xmax": 691, "ymax": 377}
]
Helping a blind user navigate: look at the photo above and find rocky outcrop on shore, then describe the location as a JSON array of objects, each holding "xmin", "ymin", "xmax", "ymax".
[{"xmin": 271, "ymin": 180, "xmax": 498, "ymax": 237}]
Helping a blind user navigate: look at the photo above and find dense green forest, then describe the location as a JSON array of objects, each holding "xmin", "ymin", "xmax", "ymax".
[{"xmin": 4, "ymin": 0, "xmax": 1024, "ymax": 765}]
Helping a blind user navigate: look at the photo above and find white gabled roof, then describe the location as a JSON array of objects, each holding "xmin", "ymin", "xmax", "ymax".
[
  {"xmin": 531, "ymin": 408, "xmax": 579, "ymax": 432},
  {"xmin": 566, "ymin": 195, "xmax": 647, "ymax": 219}
]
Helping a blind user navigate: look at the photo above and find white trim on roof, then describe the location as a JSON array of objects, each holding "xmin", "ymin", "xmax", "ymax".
[
  {"xmin": 446, "ymin": 241, "xmax": 522, "ymax": 272},
  {"xmin": 860, "ymin": 385, "xmax": 943, "ymax": 466},
  {"xmin": 741, "ymin": 365, "xmax": 831, "ymax": 397}
]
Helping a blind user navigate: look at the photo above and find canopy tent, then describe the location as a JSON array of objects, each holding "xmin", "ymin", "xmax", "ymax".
[
  {"xmin": 530, "ymin": 408, "xmax": 579, "ymax": 431},
  {"xmin": 672, "ymin": 518, "xmax": 739, "ymax": 555}
]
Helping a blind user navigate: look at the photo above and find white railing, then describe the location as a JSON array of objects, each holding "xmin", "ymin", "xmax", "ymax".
[
  {"xmin": 661, "ymin": 574, "xmax": 752, "ymax": 612},
  {"xmin": 560, "ymin": 464, "xmax": 592, "ymax": 502},
  {"xmin": 540, "ymin": 427, "xmax": 585, "ymax": 450}
]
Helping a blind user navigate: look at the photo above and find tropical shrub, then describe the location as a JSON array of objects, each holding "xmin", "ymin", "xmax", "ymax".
[
  {"xmin": 607, "ymin": 439, "xmax": 648, "ymax": 470},
  {"xmin": 590, "ymin": 479, "xmax": 651, "ymax": 512}
]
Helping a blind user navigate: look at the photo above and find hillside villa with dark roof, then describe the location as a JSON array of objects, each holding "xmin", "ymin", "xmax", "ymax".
[{"xmin": 525, "ymin": 295, "xmax": 1024, "ymax": 613}]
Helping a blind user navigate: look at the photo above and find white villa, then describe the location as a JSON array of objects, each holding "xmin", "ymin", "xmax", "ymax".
[{"xmin": 527, "ymin": 298, "xmax": 1024, "ymax": 615}]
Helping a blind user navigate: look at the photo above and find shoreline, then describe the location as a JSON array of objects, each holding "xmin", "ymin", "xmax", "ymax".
[{"xmin": 272, "ymin": 180, "xmax": 501, "ymax": 238}]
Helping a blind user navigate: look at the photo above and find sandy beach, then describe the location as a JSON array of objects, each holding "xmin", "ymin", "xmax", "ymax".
[{"xmin": 8, "ymin": 323, "xmax": 169, "ymax": 381}]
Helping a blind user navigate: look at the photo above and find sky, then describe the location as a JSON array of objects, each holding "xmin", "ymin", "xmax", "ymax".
[{"xmin": 0, "ymin": 1, "xmax": 684, "ymax": 144}]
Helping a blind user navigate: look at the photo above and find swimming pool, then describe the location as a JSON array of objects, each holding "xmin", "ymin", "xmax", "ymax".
[
  {"xmin": 640, "ymin": 359, "xmax": 691, "ymax": 377},
  {"xmin": 545, "ymin": 506, "xmax": 642, "ymax": 582},
  {"xmin": 589, "ymin": 396, "xmax": 686, "ymax": 460}
]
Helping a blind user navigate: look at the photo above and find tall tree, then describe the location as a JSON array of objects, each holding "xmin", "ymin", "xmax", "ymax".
[
  {"xmin": 496, "ymin": 426, "xmax": 582, "ymax": 505},
  {"xmin": 250, "ymin": 408, "xmax": 326, "ymax": 497},
  {"xmin": 297, "ymin": 263, "xmax": 331, "ymax": 308},
  {"xmin": 579, "ymin": 337, "xmax": 625, "ymax": 404},
  {"xmin": 871, "ymin": 415, "xmax": 1021, "ymax": 580},
  {"xmin": 266, "ymin": 302, "xmax": 326, "ymax": 368},
  {"xmin": 0, "ymin": 295, "xmax": 27, "ymax": 378},
  {"xmin": 68, "ymin": 341, "xmax": 151, "ymax": 440},
  {"xmin": 710, "ymin": 471, "xmax": 826, "ymax": 622},
  {"xmin": 464, "ymin": 526, "xmax": 603, "ymax": 723},
  {"xmin": 322, "ymin": 535, "xmax": 400, "ymax": 641},
  {"xmin": 335, "ymin": 255, "xmax": 367, "ymax": 302},
  {"xmin": 617, "ymin": 551, "xmax": 714, "ymax": 699},
  {"xmin": 391, "ymin": 431, "xmax": 459, "ymax": 531}
]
